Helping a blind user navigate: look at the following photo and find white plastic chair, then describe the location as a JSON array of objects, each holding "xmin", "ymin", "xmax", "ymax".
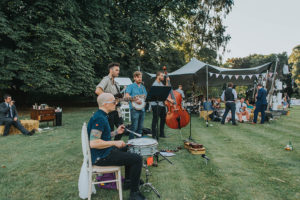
[
  {"xmin": 120, "ymin": 103, "xmax": 131, "ymax": 122},
  {"xmin": 81, "ymin": 123, "xmax": 123, "ymax": 200}
]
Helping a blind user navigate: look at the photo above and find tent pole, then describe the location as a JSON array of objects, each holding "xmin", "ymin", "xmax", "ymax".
[
  {"xmin": 267, "ymin": 56, "xmax": 279, "ymax": 111},
  {"xmin": 206, "ymin": 65, "xmax": 209, "ymax": 127}
]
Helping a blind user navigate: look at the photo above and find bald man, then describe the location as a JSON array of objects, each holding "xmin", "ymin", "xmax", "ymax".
[{"xmin": 88, "ymin": 93, "xmax": 146, "ymax": 200}]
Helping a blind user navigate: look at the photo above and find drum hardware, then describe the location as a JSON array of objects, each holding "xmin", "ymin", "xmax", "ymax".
[
  {"xmin": 127, "ymin": 138, "xmax": 161, "ymax": 198},
  {"xmin": 154, "ymin": 151, "xmax": 173, "ymax": 165},
  {"xmin": 140, "ymin": 159, "xmax": 161, "ymax": 198}
]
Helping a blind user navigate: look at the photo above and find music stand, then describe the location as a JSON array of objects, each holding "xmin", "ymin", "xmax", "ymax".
[
  {"xmin": 146, "ymin": 86, "xmax": 173, "ymax": 166},
  {"xmin": 146, "ymin": 86, "xmax": 171, "ymax": 141}
]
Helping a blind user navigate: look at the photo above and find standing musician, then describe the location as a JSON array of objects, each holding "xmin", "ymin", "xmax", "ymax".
[
  {"xmin": 95, "ymin": 62, "xmax": 124, "ymax": 140},
  {"xmin": 125, "ymin": 71, "xmax": 147, "ymax": 139},
  {"xmin": 88, "ymin": 93, "xmax": 146, "ymax": 200},
  {"xmin": 151, "ymin": 71, "xmax": 174, "ymax": 138},
  {"xmin": 221, "ymin": 82, "xmax": 238, "ymax": 125},
  {"xmin": 253, "ymin": 83, "xmax": 268, "ymax": 124}
]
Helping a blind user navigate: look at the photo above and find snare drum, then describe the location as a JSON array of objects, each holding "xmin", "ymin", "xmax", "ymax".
[{"xmin": 127, "ymin": 138, "xmax": 158, "ymax": 156}]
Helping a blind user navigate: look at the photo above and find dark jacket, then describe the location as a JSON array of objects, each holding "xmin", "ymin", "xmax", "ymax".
[
  {"xmin": 0, "ymin": 102, "xmax": 18, "ymax": 119},
  {"xmin": 256, "ymin": 88, "xmax": 267, "ymax": 105}
]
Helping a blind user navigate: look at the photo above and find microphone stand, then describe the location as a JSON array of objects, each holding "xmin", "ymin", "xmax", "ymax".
[{"xmin": 187, "ymin": 108, "xmax": 195, "ymax": 142}]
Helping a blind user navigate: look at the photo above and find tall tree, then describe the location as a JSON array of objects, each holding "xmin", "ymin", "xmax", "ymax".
[
  {"xmin": 0, "ymin": 0, "xmax": 234, "ymax": 99},
  {"xmin": 289, "ymin": 45, "xmax": 300, "ymax": 86},
  {"xmin": 224, "ymin": 53, "xmax": 289, "ymax": 76}
]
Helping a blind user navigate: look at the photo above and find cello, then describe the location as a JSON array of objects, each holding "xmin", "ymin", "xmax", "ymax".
[{"xmin": 163, "ymin": 66, "xmax": 190, "ymax": 129}]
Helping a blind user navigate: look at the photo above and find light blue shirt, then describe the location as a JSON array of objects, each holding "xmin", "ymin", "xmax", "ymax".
[
  {"xmin": 125, "ymin": 83, "xmax": 147, "ymax": 110},
  {"xmin": 176, "ymin": 89, "xmax": 185, "ymax": 98}
]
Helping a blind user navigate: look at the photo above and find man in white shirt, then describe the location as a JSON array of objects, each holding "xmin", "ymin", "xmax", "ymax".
[{"xmin": 236, "ymin": 97, "xmax": 250, "ymax": 123}]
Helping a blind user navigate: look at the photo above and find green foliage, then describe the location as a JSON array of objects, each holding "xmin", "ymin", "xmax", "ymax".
[
  {"xmin": 224, "ymin": 52, "xmax": 289, "ymax": 76},
  {"xmin": 0, "ymin": 0, "xmax": 233, "ymax": 98},
  {"xmin": 289, "ymin": 45, "xmax": 300, "ymax": 86}
]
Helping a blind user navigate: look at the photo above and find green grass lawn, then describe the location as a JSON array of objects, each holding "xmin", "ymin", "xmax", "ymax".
[{"xmin": 0, "ymin": 107, "xmax": 299, "ymax": 200}]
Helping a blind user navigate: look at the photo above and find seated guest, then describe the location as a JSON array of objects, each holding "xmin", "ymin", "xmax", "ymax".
[
  {"xmin": 245, "ymin": 99, "xmax": 254, "ymax": 109},
  {"xmin": 213, "ymin": 98, "xmax": 221, "ymax": 110},
  {"xmin": 0, "ymin": 94, "xmax": 35, "ymax": 136},
  {"xmin": 176, "ymin": 85, "xmax": 185, "ymax": 99},
  {"xmin": 88, "ymin": 93, "xmax": 145, "ymax": 200},
  {"xmin": 203, "ymin": 98, "xmax": 214, "ymax": 111},
  {"xmin": 236, "ymin": 97, "xmax": 250, "ymax": 122},
  {"xmin": 282, "ymin": 93, "xmax": 290, "ymax": 109}
]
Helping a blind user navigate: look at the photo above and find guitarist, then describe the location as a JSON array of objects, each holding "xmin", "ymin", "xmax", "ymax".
[
  {"xmin": 95, "ymin": 62, "xmax": 124, "ymax": 140},
  {"xmin": 125, "ymin": 71, "xmax": 147, "ymax": 139}
]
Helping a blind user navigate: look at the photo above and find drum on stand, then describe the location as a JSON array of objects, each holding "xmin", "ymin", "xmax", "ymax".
[
  {"xmin": 127, "ymin": 138, "xmax": 161, "ymax": 198},
  {"xmin": 127, "ymin": 138, "xmax": 158, "ymax": 157}
]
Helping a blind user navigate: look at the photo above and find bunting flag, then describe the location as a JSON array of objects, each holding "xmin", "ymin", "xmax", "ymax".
[
  {"xmin": 269, "ymin": 72, "xmax": 273, "ymax": 77},
  {"xmin": 208, "ymin": 72, "xmax": 271, "ymax": 80}
]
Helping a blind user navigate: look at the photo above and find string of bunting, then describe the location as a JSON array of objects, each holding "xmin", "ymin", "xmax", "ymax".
[{"xmin": 208, "ymin": 72, "xmax": 274, "ymax": 79}]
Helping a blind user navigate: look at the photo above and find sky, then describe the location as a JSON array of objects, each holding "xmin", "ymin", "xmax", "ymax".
[{"xmin": 222, "ymin": 0, "xmax": 300, "ymax": 62}]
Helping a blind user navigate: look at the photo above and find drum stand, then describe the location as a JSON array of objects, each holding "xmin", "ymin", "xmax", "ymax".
[{"xmin": 140, "ymin": 159, "xmax": 161, "ymax": 198}]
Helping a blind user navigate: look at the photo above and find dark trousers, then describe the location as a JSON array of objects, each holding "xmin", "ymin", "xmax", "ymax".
[
  {"xmin": 95, "ymin": 147, "xmax": 142, "ymax": 192},
  {"xmin": 108, "ymin": 110, "xmax": 124, "ymax": 140},
  {"xmin": 221, "ymin": 102, "xmax": 236, "ymax": 124},
  {"xmin": 151, "ymin": 105, "xmax": 166, "ymax": 138},
  {"xmin": 0, "ymin": 118, "xmax": 30, "ymax": 136},
  {"xmin": 253, "ymin": 104, "xmax": 267, "ymax": 124}
]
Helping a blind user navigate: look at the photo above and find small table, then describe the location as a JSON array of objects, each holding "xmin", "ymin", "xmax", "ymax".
[{"xmin": 31, "ymin": 108, "xmax": 56, "ymax": 126}]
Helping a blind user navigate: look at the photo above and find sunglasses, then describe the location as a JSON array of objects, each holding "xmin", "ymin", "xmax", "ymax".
[{"xmin": 104, "ymin": 100, "xmax": 117, "ymax": 105}]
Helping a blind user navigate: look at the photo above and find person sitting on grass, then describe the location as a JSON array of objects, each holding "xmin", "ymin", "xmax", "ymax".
[
  {"xmin": 88, "ymin": 93, "xmax": 146, "ymax": 200},
  {"xmin": 0, "ymin": 94, "xmax": 35, "ymax": 136},
  {"xmin": 236, "ymin": 97, "xmax": 250, "ymax": 123}
]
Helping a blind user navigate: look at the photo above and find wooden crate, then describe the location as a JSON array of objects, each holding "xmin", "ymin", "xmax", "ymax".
[
  {"xmin": 189, "ymin": 147, "xmax": 206, "ymax": 155},
  {"xmin": 0, "ymin": 120, "xmax": 39, "ymax": 135},
  {"xmin": 199, "ymin": 110, "xmax": 213, "ymax": 121}
]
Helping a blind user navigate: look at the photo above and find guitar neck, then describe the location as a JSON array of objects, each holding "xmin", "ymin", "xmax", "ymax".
[{"xmin": 117, "ymin": 95, "xmax": 145, "ymax": 102}]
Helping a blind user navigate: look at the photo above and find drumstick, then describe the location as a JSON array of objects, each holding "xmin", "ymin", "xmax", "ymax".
[{"xmin": 125, "ymin": 128, "xmax": 142, "ymax": 138}]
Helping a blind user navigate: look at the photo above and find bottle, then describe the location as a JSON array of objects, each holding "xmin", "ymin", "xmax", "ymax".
[
  {"xmin": 285, "ymin": 140, "xmax": 293, "ymax": 151},
  {"xmin": 289, "ymin": 141, "xmax": 293, "ymax": 151}
]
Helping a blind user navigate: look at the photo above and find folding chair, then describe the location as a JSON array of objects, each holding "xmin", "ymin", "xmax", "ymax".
[{"xmin": 82, "ymin": 123, "xmax": 123, "ymax": 200}]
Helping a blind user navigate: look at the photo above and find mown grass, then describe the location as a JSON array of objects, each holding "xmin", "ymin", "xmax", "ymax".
[{"xmin": 0, "ymin": 107, "xmax": 299, "ymax": 200}]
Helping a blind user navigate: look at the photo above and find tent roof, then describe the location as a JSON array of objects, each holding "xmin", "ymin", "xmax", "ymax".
[
  {"xmin": 146, "ymin": 58, "xmax": 271, "ymax": 77},
  {"xmin": 144, "ymin": 58, "xmax": 272, "ymax": 88}
]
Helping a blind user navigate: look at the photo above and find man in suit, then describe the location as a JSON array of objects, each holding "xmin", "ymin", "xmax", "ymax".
[
  {"xmin": 253, "ymin": 83, "xmax": 268, "ymax": 124},
  {"xmin": 0, "ymin": 94, "xmax": 35, "ymax": 136}
]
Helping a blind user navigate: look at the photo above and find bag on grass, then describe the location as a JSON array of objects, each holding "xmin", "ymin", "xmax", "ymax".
[{"xmin": 96, "ymin": 173, "xmax": 124, "ymax": 190}]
